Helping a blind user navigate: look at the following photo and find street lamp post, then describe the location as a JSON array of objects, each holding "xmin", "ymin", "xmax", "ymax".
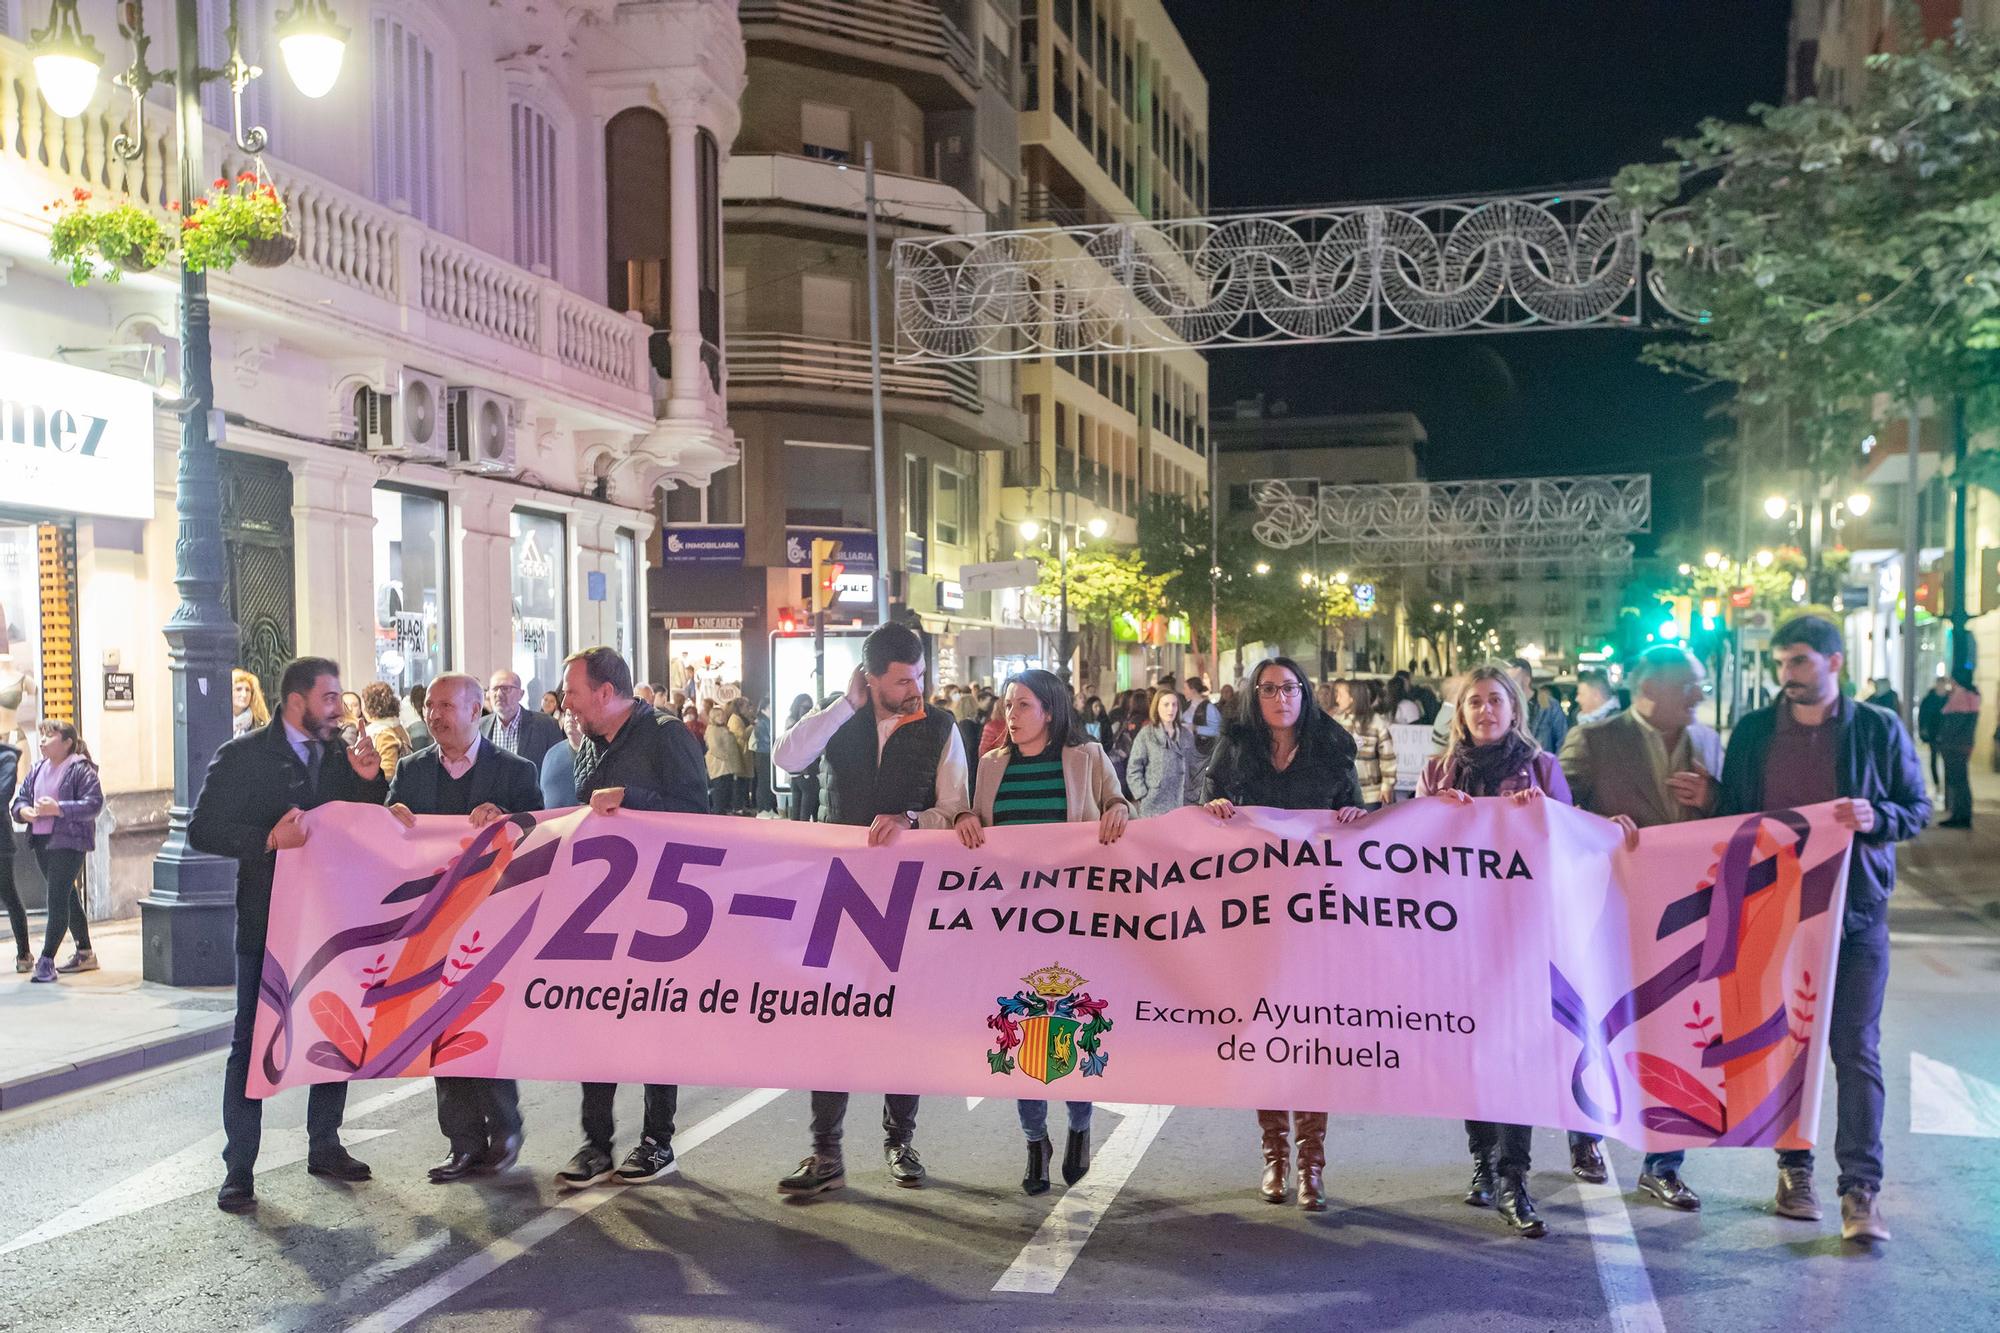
[{"xmin": 30, "ymin": 0, "xmax": 348, "ymax": 984}]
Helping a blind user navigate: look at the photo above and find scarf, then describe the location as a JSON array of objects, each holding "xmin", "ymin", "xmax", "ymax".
[{"xmin": 1445, "ymin": 733, "xmax": 1536, "ymax": 799}]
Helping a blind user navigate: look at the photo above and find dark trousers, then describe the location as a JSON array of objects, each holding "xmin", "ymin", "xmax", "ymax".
[
  {"xmin": 0, "ymin": 851, "xmax": 27, "ymax": 958},
  {"xmin": 809, "ymin": 1091, "xmax": 919, "ymax": 1157},
  {"xmin": 708, "ymin": 775, "xmax": 734, "ymax": 815},
  {"xmin": 1928, "ymin": 742, "xmax": 1944, "ymax": 787},
  {"xmin": 1943, "ymin": 747, "xmax": 1973, "ymax": 822},
  {"xmin": 436, "ymin": 1077, "xmax": 522, "ymax": 1155},
  {"xmin": 1567, "ymin": 1130, "xmax": 1683, "ymax": 1177},
  {"xmin": 1466, "ymin": 1121, "xmax": 1534, "ymax": 1177},
  {"xmin": 29, "ymin": 837, "xmax": 89, "ymax": 959},
  {"xmin": 224, "ymin": 957, "xmax": 347, "ymax": 1175},
  {"xmin": 579, "ymin": 1082, "xmax": 677, "ymax": 1151},
  {"xmin": 753, "ymin": 753, "xmax": 776, "ymax": 813},
  {"xmin": 1778, "ymin": 918, "xmax": 1891, "ymax": 1194},
  {"xmin": 788, "ymin": 776, "xmax": 819, "ymax": 822}
]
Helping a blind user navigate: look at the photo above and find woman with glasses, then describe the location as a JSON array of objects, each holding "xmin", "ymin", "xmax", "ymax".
[
  {"xmin": 1202, "ymin": 657, "xmax": 1368, "ymax": 1211},
  {"xmin": 1420, "ymin": 662, "xmax": 1573, "ymax": 1238}
]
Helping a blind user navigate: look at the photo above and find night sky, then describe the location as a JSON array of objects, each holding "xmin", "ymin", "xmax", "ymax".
[{"xmin": 1158, "ymin": 0, "xmax": 1795, "ymax": 547}]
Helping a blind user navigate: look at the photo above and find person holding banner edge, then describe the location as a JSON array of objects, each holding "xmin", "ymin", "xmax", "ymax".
[
  {"xmin": 1202, "ymin": 656, "xmax": 1367, "ymax": 1213},
  {"xmin": 771, "ymin": 623, "xmax": 969, "ymax": 1195},
  {"xmin": 384, "ymin": 672, "xmax": 543, "ymax": 1184},
  {"xmin": 956, "ymin": 668, "xmax": 1130, "ymax": 1194},
  {"xmin": 1421, "ymin": 662, "xmax": 1572, "ymax": 1238}
]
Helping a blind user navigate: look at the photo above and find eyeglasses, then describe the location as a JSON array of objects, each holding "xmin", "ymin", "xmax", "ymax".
[{"xmin": 1255, "ymin": 682, "xmax": 1303, "ymax": 700}]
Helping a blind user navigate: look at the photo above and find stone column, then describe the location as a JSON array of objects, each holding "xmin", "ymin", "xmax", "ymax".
[{"xmin": 665, "ymin": 100, "xmax": 705, "ymax": 420}]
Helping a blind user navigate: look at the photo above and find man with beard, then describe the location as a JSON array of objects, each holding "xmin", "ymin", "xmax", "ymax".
[
  {"xmin": 770, "ymin": 623, "xmax": 968, "ymax": 1195},
  {"xmin": 190, "ymin": 656, "xmax": 389, "ymax": 1213}
]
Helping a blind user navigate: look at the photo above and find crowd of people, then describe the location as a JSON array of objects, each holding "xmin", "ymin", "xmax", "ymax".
[{"xmin": 156, "ymin": 612, "xmax": 1937, "ymax": 1248}]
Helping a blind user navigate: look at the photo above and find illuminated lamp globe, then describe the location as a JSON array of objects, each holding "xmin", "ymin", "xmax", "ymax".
[
  {"xmin": 1018, "ymin": 519, "xmax": 1040, "ymax": 541},
  {"xmin": 1086, "ymin": 517, "xmax": 1108, "ymax": 539},
  {"xmin": 1846, "ymin": 491, "xmax": 1871, "ymax": 517},
  {"xmin": 275, "ymin": 0, "xmax": 350, "ymax": 99},
  {"xmin": 1763, "ymin": 494, "xmax": 1790, "ymax": 521}
]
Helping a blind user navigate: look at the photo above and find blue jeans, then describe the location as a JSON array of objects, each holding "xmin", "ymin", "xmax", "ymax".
[
  {"xmin": 223, "ymin": 956, "xmax": 347, "ymax": 1175},
  {"xmin": 1778, "ymin": 918, "xmax": 1890, "ymax": 1193},
  {"xmin": 1568, "ymin": 1130, "xmax": 1684, "ymax": 1177},
  {"xmin": 1017, "ymin": 1099, "xmax": 1093, "ymax": 1140}
]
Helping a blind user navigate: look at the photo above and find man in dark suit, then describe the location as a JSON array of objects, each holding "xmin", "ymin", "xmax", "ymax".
[
  {"xmin": 387, "ymin": 672, "xmax": 542, "ymax": 1184},
  {"xmin": 480, "ymin": 670, "xmax": 564, "ymax": 769},
  {"xmin": 189, "ymin": 655, "xmax": 389, "ymax": 1214}
]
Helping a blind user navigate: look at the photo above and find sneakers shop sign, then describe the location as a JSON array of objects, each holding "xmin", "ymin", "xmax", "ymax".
[
  {"xmin": 0, "ymin": 349, "xmax": 156, "ymax": 520},
  {"xmin": 251, "ymin": 800, "xmax": 1853, "ymax": 1151}
]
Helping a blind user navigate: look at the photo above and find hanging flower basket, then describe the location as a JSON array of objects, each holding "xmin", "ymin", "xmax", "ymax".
[
  {"xmin": 180, "ymin": 171, "xmax": 290, "ymax": 274},
  {"xmin": 45, "ymin": 189, "xmax": 170, "ymax": 286}
]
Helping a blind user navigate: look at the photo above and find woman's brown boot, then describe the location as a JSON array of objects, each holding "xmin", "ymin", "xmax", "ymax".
[
  {"xmin": 1256, "ymin": 1110, "xmax": 1289, "ymax": 1203},
  {"xmin": 1294, "ymin": 1112, "xmax": 1329, "ymax": 1212}
]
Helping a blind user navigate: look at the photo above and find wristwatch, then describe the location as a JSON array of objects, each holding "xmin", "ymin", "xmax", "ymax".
[{"xmin": 905, "ymin": 811, "xmax": 920, "ymax": 829}]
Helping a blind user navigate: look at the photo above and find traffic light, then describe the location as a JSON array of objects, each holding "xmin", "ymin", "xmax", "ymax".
[{"xmin": 810, "ymin": 538, "xmax": 844, "ymax": 613}]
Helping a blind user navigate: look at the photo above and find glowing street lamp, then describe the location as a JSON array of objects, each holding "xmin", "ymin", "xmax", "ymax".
[
  {"xmin": 1764, "ymin": 494, "xmax": 1791, "ymax": 521},
  {"xmin": 1845, "ymin": 491, "xmax": 1871, "ymax": 518}
]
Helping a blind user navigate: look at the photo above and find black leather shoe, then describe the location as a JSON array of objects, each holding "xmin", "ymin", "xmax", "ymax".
[
  {"xmin": 216, "ymin": 1172, "xmax": 257, "ymax": 1213},
  {"xmin": 1061, "ymin": 1128, "xmax": 1091, "ymax": 1186},
  {"xmin": 428, "ymin": 1151, "xmax": 483, "ymax": 1184},
  {"xmin": 1022, "ymin": 1137, "xmax": 1052, "ymax": 1196},
  {"xmin": 474, "ymin": 1132, "xmax": 522, "ymax": 1175},
  {"xmin": 1496, "ymin": 1173, "xmax": 1547, "ymax": 1238},
  {"xmin": 884, "ymin": 1140, "xmax": 926, "ymax": 1187},
  {"xmin": 1464, "ymin": 1160, "xmax": 1495, "ymax": 1208},
  {"xmin": 306, "ymin": 1149, "xmax": 372, "ymax": 1182},
  {"xmin": 1569, "ymin": 1137, "xmax": 1608, "ymax": 1184},
  {"xmin": 1638, "ymin": 1170, "xmax": 1701, "ymax": 1211}
]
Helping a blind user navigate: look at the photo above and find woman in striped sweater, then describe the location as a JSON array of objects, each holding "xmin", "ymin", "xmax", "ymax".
[{"xmin": 956, "ymin": 669, "xmax": 1129, "ymax": 1196}]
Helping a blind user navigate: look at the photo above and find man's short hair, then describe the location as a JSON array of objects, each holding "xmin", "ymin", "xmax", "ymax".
[
  {"xmin": 1628, "ymin": 645, "xmax": 1698, "ymax": 683},
  {"xmin": 1577, "ymin": 669, "xmax": 1611, "ymax": 694},
  {"xmin": 563, "ymin": 645, "xmax": 634, "ymax": 698},
  {"xmin": 426, "ymin": 672, "xmax": 483, "ymax": 709},
  {"xmin": 278, "ymin": 656, "xmax": 341, "ymax": 704},
  {"xmin": 1773, "ymin": 615, "xmax": 1843, "ymax": 658},
  {"xmin": 863, "ymin": 623, "xmax": 925, "ymax": 677},
  {"xmin": 1508, "ymin": 657, "xmax": 1534, "ymax": 677},
  {"xmin": 1185, "ymin": 675, "xmax": 1207, "ymax": 694}
]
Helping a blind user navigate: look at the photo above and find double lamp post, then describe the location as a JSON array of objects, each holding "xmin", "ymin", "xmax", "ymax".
[{"xmin": 30, "ymin": 0, "xmax": 350, "ymax": 984}]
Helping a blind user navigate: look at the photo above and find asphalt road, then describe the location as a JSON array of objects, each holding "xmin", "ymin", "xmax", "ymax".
[{"xmin": 2, "ymin": 860, "xmax": 1996, "ymax": 1332}]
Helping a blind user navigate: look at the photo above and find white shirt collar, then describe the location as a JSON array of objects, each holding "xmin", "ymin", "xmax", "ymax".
[{"xmin": 438, "ymin": 732, "xmax": 482, "ymax": 779}]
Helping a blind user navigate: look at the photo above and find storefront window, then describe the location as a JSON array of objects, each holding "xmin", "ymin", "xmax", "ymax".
[
  {"xmin": 0, "ymin": 522, "xmax": 46, "ymax": 744},
  {"xmin": 373, "ymin": 487, "xmax": 451, "ymax": 691},
  {"xmin": 613, "ymin": 529, "xmax": 639, "ymax": 664},
  {"xmin": 510, "ymin": 509, "xmax": 567, "ymax": 700}
]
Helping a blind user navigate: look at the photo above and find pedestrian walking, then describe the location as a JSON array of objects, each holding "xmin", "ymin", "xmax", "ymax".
[
  {"xmin": 360, "ymin": 681, "xmax": 412, "ymax": 778},
  {"xmin": 1714, "ymin": 616, "xmax": 1928, "ymax": 1244},
  {"xmin": 1937, "ymin": 668, "xmax": 1981, "ymax": 829},
  {"xmin": 1202, "ymin": 657, "xmax": 1366, "ymax": 1213},
  {"xmin": 385, "ymin": 673, "xmax": 541, "ymax": 1185},
  {"xmin": 1864, "ymin": 676, "xmax": 1901, "ymax": 718},
  {"xmin": 0, "ymin": 734, "xmax": 26, "ymax": 972},
  {"xmin": 705, "ymin": 702, "xmax": 747, "ymax": 814},
  {"xmin": 1333, "ymin": 679, "xmax": 1397, "ymax": 809},
  {"xmin": 556, "ymin": 645, "xmax": 709, "ymax": 1191},
  {"xmin": 1183, "ymin": 675, "xmax": 1222, "ymax": 759},
  {"xmin": 1558, "ymin": 645, "xmax": 1722, "ymax": 1211},
  {"xmin": 770, "ymin": 623, "xmax": 969, "ymax": 1196},
  {"xmin": 1422, "ymin": 662, "xmax": 1572, "ymax": 1238},
  {"xmin": 1917, "ymin": 675, "xmax": 1949, "ymax": 789},
  {"xmin": 955, "ymin": 669, "xmax": 1129, "ymax": 1194},
  {"xmin": 12, "ymin": 720, "xmax": 104, "ymax": 982},
  {"xmin": 188, "ymin": 655, "xmax": 388, "ymax": 1213},
  {"xmin": 481, "ymin": 670, "xmax": 565, "ymax": 768},
  {"xmin": 539, "ymin": 707, "xmax": 585, "ymax": 809},
  {"xmin": 1125, "ymin": 687, "xmax": 1201, "ymax": 817}
]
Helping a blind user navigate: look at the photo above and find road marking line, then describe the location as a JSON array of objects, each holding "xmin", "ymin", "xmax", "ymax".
[
  {"xmin": 992, "ymin": 1103, "xmax": 1171, "ymax": 1295},
  {"xmin": 344, "ymin": 1088, "xmax": 784, "ymax": 1333},
  {"xmin": 966, "ymin": 1097, "xmax": 985, "ymax": 1110},
  {"xmin": 1911, "ymin": 1051, "xmax": 2000, "ymax": 1138},
  {"xmin": 1890, "ymin": 931, "xmax": 2000, "ymax": 948},
  {"xmin": 251, "ymin": 1230, "xmax": 452, "ymax": 1333},
  {"xmin": 1575, "ymin": 1161, "xmax": 1666, "ymax": 1333},
  {"xmin": 0, "ymin": 1079, "xmax": 433, "ymax": 1256}
]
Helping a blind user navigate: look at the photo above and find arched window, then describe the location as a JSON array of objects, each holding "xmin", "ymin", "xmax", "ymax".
[{"xmin": 605, "ymin": 107, "xmax": 669, "ymax": 375}]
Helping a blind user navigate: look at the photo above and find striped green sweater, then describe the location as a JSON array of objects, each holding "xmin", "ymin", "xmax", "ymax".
[{"xmin": 991, "ymin": 749, "xmax": 1068, "ymax": 825}]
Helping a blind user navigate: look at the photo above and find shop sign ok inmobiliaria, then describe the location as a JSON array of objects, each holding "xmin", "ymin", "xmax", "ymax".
[{"xmin": 0, "ymin": 348, "xmax": 156, "ymax": 520}]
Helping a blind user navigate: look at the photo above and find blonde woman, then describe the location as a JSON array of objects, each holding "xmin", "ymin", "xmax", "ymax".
[{"xmin": 232, "ymin": 669, "xmax": 271, "ymax": 738}]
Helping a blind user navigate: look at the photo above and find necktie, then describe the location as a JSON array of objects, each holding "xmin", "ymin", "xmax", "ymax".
[{"xmin": 304, "ymin": 739, "xmax": 323, "ymax": 798}]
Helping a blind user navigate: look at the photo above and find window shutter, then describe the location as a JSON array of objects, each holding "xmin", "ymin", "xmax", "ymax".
[
  {"xmin": 510, "ymin": 100, "xmax": 559, "ymax": 275},
  {"xmin": 371, "ymin": 15, "xmax": 441, "ymax": 227}
]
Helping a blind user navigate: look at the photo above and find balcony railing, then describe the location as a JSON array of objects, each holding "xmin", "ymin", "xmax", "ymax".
[
  {"xmin": 739, "ymin": 0, "xmax": 977, "ymax": 84},
  {"xmin": 730, "ymin": 331, "xmax": 981, "ymax": 413}
]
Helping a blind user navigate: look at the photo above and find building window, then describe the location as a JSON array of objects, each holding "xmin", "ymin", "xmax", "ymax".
[
  {"xmin": 697, "ymin": 128, "xmax": 722, "ymax": 391},
  {"xmin": 613, "ymin": 529, "xmax": 640, "ymax": 665},
  {"xmin": 905, "ymin": 455, "xmax": 931, "ymax": 540},
  {"xmin": 372, "ymin": 486, "xmax": 450, "ymax": 691},
  {"xmin": 803, "ymin": 273, "xmax": 855, "ymax": 342},
  {"xmin": 663, "ymin": 462, "xmax": 744, "ymax": 526},
  {"xmin": 199, "ymin": 0, "xmax": 278, "ymax": 139},
  {"xmin": 936, "ymin": 468, "xmax": 964, "ymax": 547},
  {"xmin": 370, "ymin": 14, "xmax": 440, "ymax": 226},
  {"xmin": 509, "ymin": 509, "xmax": 567, "ymax": 702},
  {"xmin": 606, "ymin": 108, "xmax": 669, "ymax": 371},
  {"xmin": 801, "ymin": 101, "xmax": 852, "ymax": 162},
  {"xmin": 511, "ymin": 101, "xmax": 559, "ymax": 276},
  {"xmin": 784, "ymin": 441, "xmax": 874, "ymax": 529}
]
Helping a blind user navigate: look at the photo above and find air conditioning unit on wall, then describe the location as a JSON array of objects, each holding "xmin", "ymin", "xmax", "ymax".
[
  {"xmin": 359, "ymin": 366, "xmax": 449, "ymax": 461},
  {"xmin": 447, "ymin": 387, "xmax": 518, "ymax": 474}
]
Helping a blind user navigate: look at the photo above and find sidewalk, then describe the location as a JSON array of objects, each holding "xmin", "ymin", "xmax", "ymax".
[
  {"xmin": 1896, "ymin": 761, "xmax": 2000, "ymax": 933},
  {"xmin": 0, "ymin": 917, "xmax": 234, "ymax": 1112}
]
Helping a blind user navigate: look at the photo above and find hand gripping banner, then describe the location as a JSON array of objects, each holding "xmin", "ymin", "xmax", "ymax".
[{"xmin": 250, "ymin": 799, "xmax": 1852, "ymax": 1151}]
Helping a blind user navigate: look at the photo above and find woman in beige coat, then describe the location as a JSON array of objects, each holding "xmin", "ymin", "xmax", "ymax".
[{"xmin": 956, "ymin": 668, "xmax": 1128, "ymax": 1197}]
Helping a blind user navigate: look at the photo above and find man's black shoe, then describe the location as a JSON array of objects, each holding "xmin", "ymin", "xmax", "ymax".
[
  {"xmin": 885, "ymin": 1140, "xmax": 926, "ymax": 1187},
  {"xmin": 777, "ymin": 1154, "xmax": 846, "ymax": 1196},
  {"xmin": 428, "ymin": 1151, "xmax": 483, "ymax": 1184},
  {"xmin": 474, "ymin": 1132, "xmax": 522, "ymax": 1175},
  {"xmin": 1939, "ymin": 818, "xmax": 1972, "ymax": 829},
  {"xmin": 1464, "ymin": 1160, "xmax": 1496, "ymax": 1208},
  {"xmin": 216, "ymin": 1173, "xmax": 257, "ymax": 1213},
  {"xmin": 1022, "ymin": 1137, "xmax": 1052, "ymax": 1196},
  {"xmin": 306, "ymin": 1149, "xmax": 372, "ymax": 1182},
  {"xmin": 615, "ymin": 1136, "xmax": 676, "ymax": 1183},
  {"xmin": 1638, "ymin": 1170, "xmax": 1701, "ymax": 1211},
  {"xmin": 1061, "ymin": 1128, "xmax": 1091, "ymax": 1186},
  {"xmin": 1569, "ymin": 1137, "xmax": 1608, "ymax": 1184}
]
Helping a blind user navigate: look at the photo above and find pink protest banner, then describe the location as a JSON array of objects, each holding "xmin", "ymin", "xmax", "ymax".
[{"xmin": 250, "ymin": 798, "xmax": 1853, "ymax": 1150}]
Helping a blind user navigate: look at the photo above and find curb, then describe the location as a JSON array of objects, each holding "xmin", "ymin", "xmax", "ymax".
[{"xmin": 0, "ymin": 1018, "xmax": 233, "ymax": 1113}]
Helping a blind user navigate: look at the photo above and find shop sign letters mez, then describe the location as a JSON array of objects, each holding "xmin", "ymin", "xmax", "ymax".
[{"xmin": 0, "ymin": 349, "xmax": 157, "ymax": 521}]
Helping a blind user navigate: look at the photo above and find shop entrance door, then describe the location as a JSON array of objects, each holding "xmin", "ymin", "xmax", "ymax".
[{"xmin": 220, "ymin": 452, "xmax": 296, "ymax": 703}]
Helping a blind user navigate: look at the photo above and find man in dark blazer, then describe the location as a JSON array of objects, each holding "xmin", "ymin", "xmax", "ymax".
[
  {"xmin": 388, "ymin": 672, "xmax": 543, "ymax": 1184},
  {"xmin": 189, "ymin": 655, "xmax": 389, "ymax": 1214},
  {"xmin": 479, "ymin": 669, "xmax": 564, "ymax": 769}
]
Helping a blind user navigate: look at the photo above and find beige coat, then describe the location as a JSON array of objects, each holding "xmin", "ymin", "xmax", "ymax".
[{"xmin": 972, "ymin": 740, "xmax": 1128, "ymax": 825}]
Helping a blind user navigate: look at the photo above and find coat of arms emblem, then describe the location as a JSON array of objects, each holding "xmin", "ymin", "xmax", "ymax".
[{"xmin": 986, "ymin": 963, "xmax": 1112, "ymax": 1084}]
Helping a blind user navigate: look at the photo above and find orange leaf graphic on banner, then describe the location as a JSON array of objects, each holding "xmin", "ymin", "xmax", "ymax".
[
  {"xmin": 1625, "ymin": 1051, "xmax": 1725, "ymax": 1128},
  {"xmin": 310, "ymin": 991, "xmax": 367, "ymax": 1068},
  {"xmin": 432, "ymin": 1031, "xmax": 488, "ymax": 1065}
]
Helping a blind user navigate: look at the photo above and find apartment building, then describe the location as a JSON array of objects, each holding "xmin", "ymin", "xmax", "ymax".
[{"xmin": 0, "ymin": 0, "xmax": 741, "ymax": 918}]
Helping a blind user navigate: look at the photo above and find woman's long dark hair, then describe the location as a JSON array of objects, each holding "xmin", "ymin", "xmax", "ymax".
[
  {"xmin": 1003, "ymin": 668, "xmax": 1079, "ymax": 754},
  {"xmin": 786, "ymin": 693, "xmax": 813, "ymax": 726},
  {"xmin": 1228, "ymin": 656, "xmax": 1351, "ymax": 766}
]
